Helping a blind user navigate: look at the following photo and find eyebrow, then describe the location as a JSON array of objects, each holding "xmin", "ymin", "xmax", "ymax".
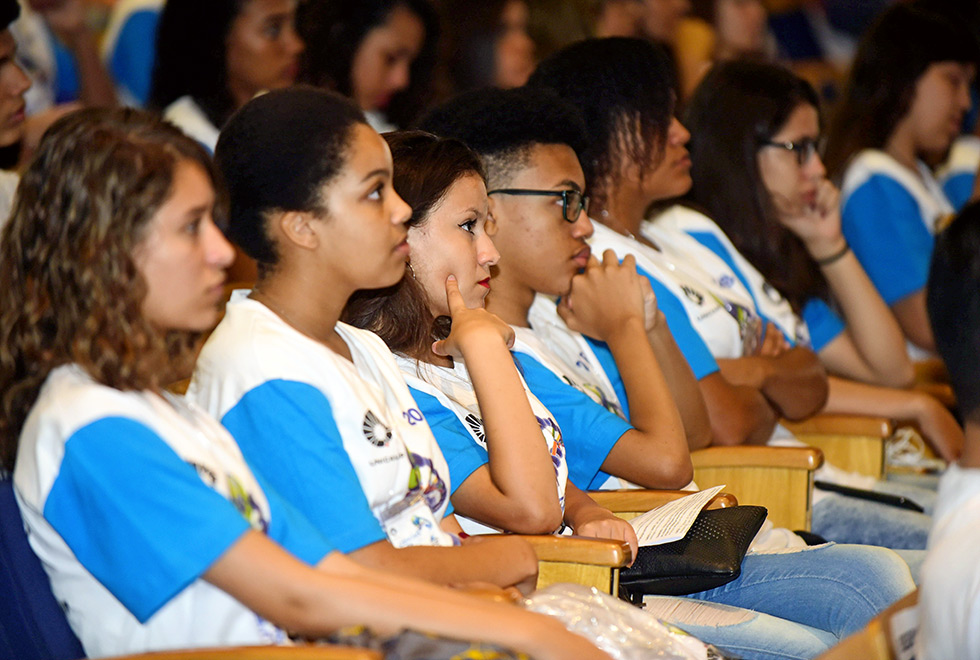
[
  {"xmin": 554, "ymin": 180, "xmax": 583, "ymax": 192},
  {"xmin": 183, "ymin": 202, "xmax": 213, "ymax": 218},
  {"xmin": 360, "ymin": 169, "xmax": 390, "ymax": 183}
]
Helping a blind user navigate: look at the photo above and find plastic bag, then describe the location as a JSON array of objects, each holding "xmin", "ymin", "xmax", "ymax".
[{"xmin": 523, "ymin": 584, "xmax": 733, "ymax": 660}]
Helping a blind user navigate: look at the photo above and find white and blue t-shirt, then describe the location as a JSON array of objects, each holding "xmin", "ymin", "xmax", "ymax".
[
  {"xmin": 840, "ymin": 149, "xmax": 954, "ymax": 307},
  {"xmin": 189, "ymin": 294, "xmax": 456, "ymax": 552},
  {"xmin": 396, "ymin": 355, "xmax": 567, "ymax": 534},
  {"xmin": 13, "ymin": 365, "xmax": 332, "ymax": 658},
  {"xmin": 645, "ymin": 205, "xmax": 841, "ymax": 351},
  {"xmin": 589, "ymin": 221, "xmax": 748, "ymax": 372},
  {"xmin": 937, "ymin": 135, "xmax": 979, "ymax": 212},
  {"xmin": 508, "ymin": 325, "xmax": 633, "ymax": 490}
]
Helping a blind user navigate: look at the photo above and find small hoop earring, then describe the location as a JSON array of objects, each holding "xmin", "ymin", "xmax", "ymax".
[{"xmin": 406, "ymin": 261, "xmax": 416, "ymax": 279}]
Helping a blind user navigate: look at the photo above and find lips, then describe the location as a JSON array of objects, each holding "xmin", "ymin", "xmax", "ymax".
[
  {"xmin": 572, "ymin": 245, "xmax": 591, "ymax": 268},
  {"xmin": 477, "ymin": 277, "xmax": 491, "ymax": 289}
]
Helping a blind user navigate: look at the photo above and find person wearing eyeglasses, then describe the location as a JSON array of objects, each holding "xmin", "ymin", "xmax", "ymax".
[{"xmin": 677, "ymin": 60, "xmax": 963, "ymax": 465}]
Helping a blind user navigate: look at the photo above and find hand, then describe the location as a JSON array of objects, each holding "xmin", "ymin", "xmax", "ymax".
[
  {"xmin": 557, "ymin": 250, "xmax": 650, "ymax": 343},
  {"xmin": 914, "ymin": 394, "xmax": 964, "ymax": 462},
  {"xmin": 755, "ymin": 322, "xmax": 791, "ymax": 357},
  {"xmin": 570, "ymin": 508, "xmax": 639, "ymax": 565},
  {"xmin": 29, "ymin": 0, "xmax": 88, "ymax": 44},
  {"xmin": 432, "ymin": 276, "xmax": 514, "ymax": 359},
  {"xmin": 776, "ymin": 179, "xmax": 846, "ymax": 260}
]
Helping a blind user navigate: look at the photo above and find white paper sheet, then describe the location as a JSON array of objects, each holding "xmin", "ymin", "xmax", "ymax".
[{"xmin": 629, "ymin": 485, "xmax": 726, "ymax": 547}]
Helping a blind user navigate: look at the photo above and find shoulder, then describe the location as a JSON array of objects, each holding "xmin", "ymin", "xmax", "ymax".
[{"xmin": 163, "ymin": 96, "xmax": 219, "ymax": 152}]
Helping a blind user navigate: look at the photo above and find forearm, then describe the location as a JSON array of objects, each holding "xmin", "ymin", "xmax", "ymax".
[
  {"xmin": 892, "ymin": 291, "xmax": 936, "ymax": 352},
  {"xmin": 819, "ymin": 253, "xmax": 913, "ymax": 387},
  {"xmin": 823, "ymin": 376, "xmax": 963, "ymax": 461},
  {"xmin": 699, "ymin": 372, "xmax": 778, "ymax": 446},
  {"xmin": 462, "ymin": 338, "xmax": 562, "ymax": 518},
  {"xmin": 62, "ymin": 31, "xmax": 117, "ymax": 108},
  {"xmin": 647, "ymin": 319, "xmax": 712, "ymax": 449},
  {"xmin": 718, "ymin": 349, "xmax": 828, "ymax": 420},
  {"xmin": 605, "ymin": 317, "xmax": 686, "ymax": 451},
  {"xmin": 348, "ymin": 537, "xmax": 537, "ymax": 589}
]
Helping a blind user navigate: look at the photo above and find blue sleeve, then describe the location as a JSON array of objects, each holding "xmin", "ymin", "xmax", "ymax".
[
  {"xmin": 513, "ymin": 352, "xmax": 632, "ymax": 490},
  {"xmin": 801, "ymin": 298, "xmax": 846, "ymax": 352},
  {"xmin": 221, "ymin": 380, "xmax": 387, "ymax": 553},
  {"xmin": 50, "ymin": 38, "xmax": 80, "ymax": 105},
  {"xmin": 255, "ymin": 472, "xmax": 334, "ymax": 566},
  {"xmin": 942, "ymin": 171, "xmax": 975, "ymax": 212},
  {"xmin": 581, "ymin": 337, "xmax": 631, "ymax": 420},
  {"xmin": 635, "ymin": 265, "xmax": 720, "ymax": 379},
  {"xmin": 108, "ymin": 9, "xmax": 160, "ymax": 106},
  {"xmin": 842, "ymin": 175, "xmax": 935, "ymax": 305},
  {"xmin": 407, "ymin": 386, "xmax": 488, "ymax": 496},
  {"xmin": 44, "ymin": 418, "xmax": 251, "ymax": 623}
]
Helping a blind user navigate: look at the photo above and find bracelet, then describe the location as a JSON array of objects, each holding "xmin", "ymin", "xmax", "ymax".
[{"xmin": 815, "ymin": 243, "xmax": 850, "ymax": 266}]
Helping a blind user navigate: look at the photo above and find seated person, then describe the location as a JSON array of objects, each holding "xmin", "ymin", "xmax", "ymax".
[
  {"xmin": 522, "ymin": 37, "xmax": 944, "ymax": 550},
  {"xmin": 189, "ymin": 87, "xmax": 539, "ymax": 592},
  {"xmin": 918, "ymin": 200, "xmax": 980, "ymax": 659},
  {"xmin": 149, "ymin": 0, "xmax": 304, "ymax": 152},
  {"xmin": 0, "ymin": 106, "xmax": 598, "ymax": 660},
  {"xmin": 420, "ymin": 83, "xmax": 918, "ymax": 659},
  {"xmin": 823, "ymin": 4, "xmax": 979, "ymax": 354}
]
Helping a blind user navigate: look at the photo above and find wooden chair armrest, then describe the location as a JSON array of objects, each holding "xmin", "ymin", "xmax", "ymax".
[
  {"xmin": 781, "ymin": 414, "xmax": 894, "ymax": 438},
  {"xmin": 914, "ymin": 358, "xmax": 949, "ymax": 384},
  {"xmin": 516, "ymin": 534, "xmax": 630, "ymax": 567},
  {"xmin": 588, "ymin": 489, "xmax": 737, "ymax": 513},
  {"xmin": 692, "ymin": 445, "xmax": 824, "ymax": 470},
  {"xmin": 913, "ymin": 382, "xmax": 957, "ymax": 408},
  {"xmin": 108, "ymin": 646, "xmax": 382, "ymax": 660}
]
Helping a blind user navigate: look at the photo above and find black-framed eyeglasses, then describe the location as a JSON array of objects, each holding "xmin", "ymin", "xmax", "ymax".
[
  {"xmin": 486, "ymin": 188, "xmax": 590, "ymax": 223},
  {"xmin": 758, "ymin": 137, "xmax": 825, "ymax": 166}
]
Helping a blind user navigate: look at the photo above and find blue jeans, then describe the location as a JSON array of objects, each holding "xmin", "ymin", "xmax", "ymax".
[
  {"xmin": 648, "ymin": 543, "xmax": 915, "ymax": 660},
  {"xmin": 812, "ymin": 485, "xmax": 934, "ymax": 549}
]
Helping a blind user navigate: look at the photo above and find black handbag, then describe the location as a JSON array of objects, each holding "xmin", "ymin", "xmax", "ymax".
[{"xmin": 619, "ymin": 505, "xmax": 768, "ymax": 602}]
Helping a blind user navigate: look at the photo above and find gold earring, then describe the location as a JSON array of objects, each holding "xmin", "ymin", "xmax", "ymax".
[{"xmin": 406, "ymin": 261, "xmax": 416, "ymax": 279}]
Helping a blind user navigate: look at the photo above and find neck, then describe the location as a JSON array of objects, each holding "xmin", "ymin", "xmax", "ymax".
[
  {"xmin": 594, "ymin": 187, "xmax": 648, "ymax": 238},
  {"xmin": 883, "ymin": 121, "xmax": 920, "ymax": 172},
  {"xmin": 959, "ymin": 421, "xmax": 980, "ymax": 469},
  {"xmin": 484, "ymin": 269, "xmax": 537, "ymax": 328},
  {"xmin": 250, "ymin": 261, "xmax": 354, "ymax": 354}
]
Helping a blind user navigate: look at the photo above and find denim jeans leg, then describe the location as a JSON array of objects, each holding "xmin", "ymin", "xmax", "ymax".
[
  {"xmin": 686, "ymin": 543, "xmax": 915, "ymax": 638},
  {"xmin": 642, "ymin": 596, "xmax": 836, "ymax": 660},
  {"xmin": 811, "ymin": 493, "xmax": 931, "ymax": 549}
]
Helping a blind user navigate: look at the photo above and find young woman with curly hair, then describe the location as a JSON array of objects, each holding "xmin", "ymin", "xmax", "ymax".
[{"xmin": 0, "ymin": 106, "xmax": 607, "ymax": 660}]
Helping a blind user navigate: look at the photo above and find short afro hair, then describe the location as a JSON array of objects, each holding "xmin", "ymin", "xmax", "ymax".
[
  {"xmin": 215, "ymin": 86, "xmax": 367, "ymax": 269},
  {"xmin": 928, "ymin": 202, "xmax": 980, "ymax": 424},
  {"xmin": 418, "ymin": 86, "xmax": 588, "ymax": 188},
  {"xmin": 528, "ymin": 37, "xmax": 676, "ymax": 199}
]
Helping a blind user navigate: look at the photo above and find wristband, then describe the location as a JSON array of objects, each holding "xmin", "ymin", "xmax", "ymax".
[{"xmin": 815, "ymin": 243, "xmax": 850, "ymax": 266}]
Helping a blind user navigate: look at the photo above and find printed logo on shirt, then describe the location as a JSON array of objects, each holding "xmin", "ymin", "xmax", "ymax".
[
  {"xmin": 536, "ymin": 415, "xmax": 566, "ymax": 475},
  {"xmin": 762, "ymin": 282, "xmax": 785, "ymax": 304},
  {"xmin": 408, "ymin": 451, "xmax": 449, "ymax": 511},
  {"xmin": 719, "ymin": 274, "xmax": 735, "ymax": 288},
  {"xmin": 681, "ymin": 285, "xmax": 705, "ymax": 306},
  {"xmin": 189, "ymin": 461, "xmax": 218, "ymax": 487},
  {"xmin": 228, "ymin": 475, "xmax": 269, "ymax": 532},
  {"xmin": 362, "ymin": 410, "xmax": 393, "ymax": 447},
  {"xmin": 464, "ymin": 413, "xmax": 487, "ymax": 442}
]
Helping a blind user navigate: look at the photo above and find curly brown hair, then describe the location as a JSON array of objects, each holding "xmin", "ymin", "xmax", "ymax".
[{"xmin": 0, "ymin": 107, "xmax": 224, "ymax": 471}]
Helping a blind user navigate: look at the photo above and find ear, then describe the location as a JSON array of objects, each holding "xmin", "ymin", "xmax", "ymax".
[{"xmin": 277, "ymin": 210, "xmax": 319, "ymax": 250}]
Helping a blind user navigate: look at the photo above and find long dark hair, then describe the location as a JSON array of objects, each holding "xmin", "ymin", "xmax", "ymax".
[
  {"xmin": 343, "ymin": 131, "xmax": 485, "ymax": 358},
  {"xmin": 149, "ymin": 0, "xmax": 247, "ymax": 129},
  {"xmin": 824, "ymin": 2, "xmax": 980, "ymax": 179},
  {"xmin": 685, "ymin": 60, "xmax": 827, "ymax": 311},
  {"xmin": 0, "ymin": 108, "xmax": 221, "ymax": 470},
  {"xmin": 527, "ymin": 37, "xmax": 675, "ymax": 207},
  {"xmin": 298, "ymin": 0, "xmax": 440, "ymax": 128}
]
